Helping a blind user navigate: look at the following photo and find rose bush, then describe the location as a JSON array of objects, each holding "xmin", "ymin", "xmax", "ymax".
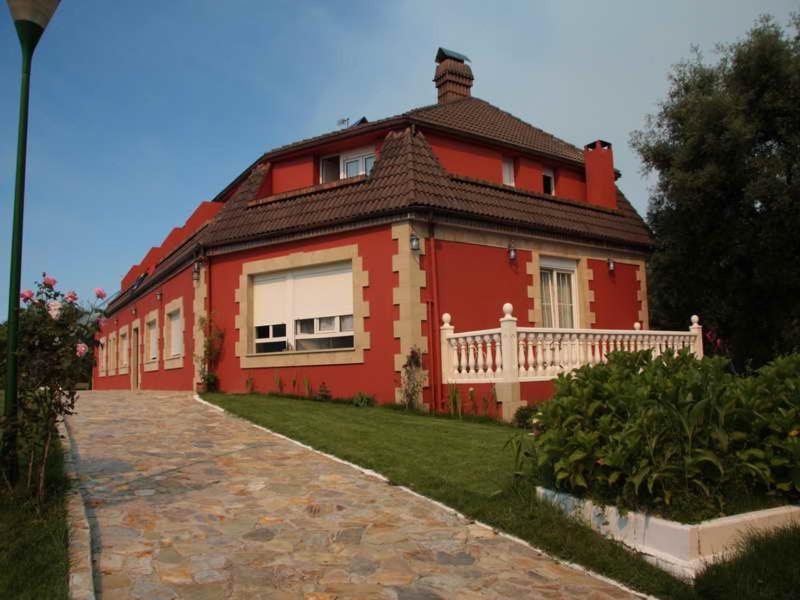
[{"xmin": 1, "ymin": 275, "xmax": 103, "ymax": 497}]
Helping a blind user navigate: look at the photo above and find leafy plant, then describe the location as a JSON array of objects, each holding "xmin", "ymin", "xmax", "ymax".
[
  {"xmin": 317, "ymin": 382, "xmax": 332, "ymax": 402},
  {"xmin": 291, "ymin": 373, "xmax": 297, "ymax": 394},
  {"xmin": 245, "ymin": 376, "xmax": 256, "ymax": 394},
  {"xmin": 447, "ymin": 386, "xmax": 460, "ymax": 416},
  {"xmin": 273, "ymin": 374, "xmax": 284, "ymax": 395},
  {"xmin": 303, "ymin": 376, "xmax": 313, "ymax": 398},
  {"xmin": 527, "ymin": 350, "xmax": 800, "ymax": 522},
  {"xmin": 400, "ymin": 347, "xmax": 425, "ymax": 410},
  {"xmin": 512, "ymin": 405, "xmax": 537, "ymax": 429},
  {"xmin": 467, "ymin": 387, "xmax": 476, "ymax": 415},
  {"xmin": 197, "ymin": 313, "xmax": 223, "ymax": 392},
  {"xmin": 481, "ymin": 394, "xmax": 490, "ymax": 417},
  {"xmin": 352, "ymin": 392, "xmax": 374, "ymax": 408}
]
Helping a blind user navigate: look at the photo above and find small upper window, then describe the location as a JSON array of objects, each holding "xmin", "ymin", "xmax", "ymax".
[
  {"xmin": 542, "ymin": 168, "xmax": 555, "ymax": 195},
  {"xmin": 320, "ymin": 146, "xmax": 376, "ymax": 183},
  {"xmin": 502, "ymin": 157, "xmax": 515, "ymax": 186}
]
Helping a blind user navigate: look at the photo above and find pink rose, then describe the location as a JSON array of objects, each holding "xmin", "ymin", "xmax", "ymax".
[
  {"xmin": 47, "ymin": 300, "xmax": 62, "ymax": 320},
  {"xmin": 76, "ymin": 343, "xmax": 88, "ymax": 358},
  {"xmin": 43, "ymin": 274, "xmax": 57, "ymax": 288},
  {"xmin": 93, "ymin": 287, "xmax": 107, "ymax": 300},
  {"xmin": 65, "ymin": 291, "xmax": 78, "ymax": 303},
  {"xmin": 20, "ymin": 289, "xmax": 34, "ymax": 303}
]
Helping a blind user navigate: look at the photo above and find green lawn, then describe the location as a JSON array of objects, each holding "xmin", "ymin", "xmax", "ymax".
[
  {"xmin": 0, "ymin": 394, "xmax": 69, "ymax": 600},
  {"xmin": 204, "ymin": 393, "xmax": 695, "ymax": 599}
]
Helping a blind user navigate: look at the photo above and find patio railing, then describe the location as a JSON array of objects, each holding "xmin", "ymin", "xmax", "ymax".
[{"xmin": 440, "ymin": 303, "xmax": 703, "ymax": 384}]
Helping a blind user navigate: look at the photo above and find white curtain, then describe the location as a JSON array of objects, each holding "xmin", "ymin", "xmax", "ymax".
[
  {"xmin": 540, "ymin": 270, "xmax": 554, "ymax": 327},
  {"xmin": 556, "ymin": 271, "xmax": 574, "ymax": 328}
]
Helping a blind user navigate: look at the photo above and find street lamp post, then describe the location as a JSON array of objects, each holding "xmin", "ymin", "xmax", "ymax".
[{"xmin": 1, "ymin": 0, "xmax": 59, "ymax": 484}]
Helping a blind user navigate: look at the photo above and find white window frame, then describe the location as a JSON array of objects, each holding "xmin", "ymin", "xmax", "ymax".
[
  {"xmin": 539, "ymin": 257, "xmax": 579, "ymax": 329},
  {"xmin": 167, "ymin": 309, "xmax": 183, "ymax": 357},
  {"xmin": 119, "ymin": 331, "xmax": 129, "ymax": 368},
  {"xmin": 502, "ymin": 157, "xmax": 515, "ymax": 186},
  {"xmin": 320, "ymin": 146, "xmax": 376, "ymax": 183},
  {"xmin": 252, "ymin": 262, "xmax": 355, "ymax": 355},
  {"xmin": 542, "ymin": 167, "xmax": 556, "ymax": 195},
  {"xmin": 146, "ymin": 319, "xmax": 158, "ymax": 361}
]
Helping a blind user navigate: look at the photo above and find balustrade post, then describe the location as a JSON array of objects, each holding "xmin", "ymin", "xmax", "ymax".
[
  {"xmin": 440, "ymin": 313, "xmax": 454, "ymax": 382},
  {"xmin": 690, "ymin": 315, "xmax": 704, "ymax": 358},
  {"xmin": 497, "ymin": 303, "xmax": 523, "ymax": 422}
]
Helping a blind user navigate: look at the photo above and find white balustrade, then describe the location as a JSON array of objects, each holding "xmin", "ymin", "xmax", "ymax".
[{"xmin": 440, "ymin": 304, "xmax": 703, "ymax": 384}]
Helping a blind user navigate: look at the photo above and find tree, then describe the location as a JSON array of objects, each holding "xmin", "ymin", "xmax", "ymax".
[{"xmin": 632, "ymin": 15, "xmax": 800, "ymax": 368}]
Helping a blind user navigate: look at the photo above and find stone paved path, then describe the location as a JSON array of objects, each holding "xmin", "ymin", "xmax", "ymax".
[{"xmin": 67, "ymin": 391, "xmax": 637, "ymax": 599}]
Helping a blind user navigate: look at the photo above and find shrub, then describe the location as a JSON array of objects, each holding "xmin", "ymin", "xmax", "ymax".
[
  {"xmin": 351, "ymin": 392, "xmax": 374, "ymax": 408},
  {"xmin": 512, "ymin": 404, "xmax": 537, "ymax": 429},
  {"xmin": 528, "ymin": 350, "xmax": 800, "ymax": 522},
  {"xmin": 400, "ymin": 347, "xmax": 425, "ymax": 410},
  {"xmin": 317, "ymin": 382, "xmax": 332, "ymax": 402}
]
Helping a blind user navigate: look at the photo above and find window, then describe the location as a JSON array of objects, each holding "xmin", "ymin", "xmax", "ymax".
[
  {"xmin": 542, "ymin": 168, "xmax": 555, "ymax": 195},
  {"xmin": 119, "ymin": 332, "xmax": 128, "ymax": 368},
  {"xmin": 502, "ymin": 157, "xmax": 515, "ymax": 186},
  {"xmin": 320, "ymin": 146, "xmax": 376, "ymax": 183},
  {"xmin": 167, "ymin": 310, "xmax": 182, "ymax": 357},
  {"xmin": 252, "ymin": 262, "xmax": 354, "ymax": 354},
  {"xmin": 147, "ymin": 320, "xmax": 158, "ymax": 361},
  {"xmin": 539, "ymin": 257, "xmax": 577, "ymax": 329}
]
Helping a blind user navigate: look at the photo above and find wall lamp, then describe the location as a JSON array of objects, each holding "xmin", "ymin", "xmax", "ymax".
[
  {"xmin": 608, "ymin": 258, "xmax": 616, "ymax": 273},
  {"xmin": 410, "ymin": 232, "xmax": 421, "ymax": 253},
  {"xmin": 155, "ymin": 290, "xmax": 163, "ymax": 302},
  {"xmin": 192, "ymin": 260, "xmax": 202, "ymax": 281},
  {"xmin": 131, "ymin": 307, "xmax": 137, "ymax": 317},
  {"xmin": 508, "ymin": 241, "xmax": 517, "ymax": 262}
]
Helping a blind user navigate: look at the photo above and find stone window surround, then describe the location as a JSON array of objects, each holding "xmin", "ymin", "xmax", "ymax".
[
  {"xmin": 98, "ymin": 336, "xmax": 107, "ymax": 377},
  {"xmin": 162, "ymin": 297, "xmax": 185, "ymax": 371},
  {"xmin": 143, "ymin": 309, "xmax": 160, "ymax": 372},
  {"xmin": 431, "ymin": 224, "xmax": 649, "ymax": 329},
  {"xmin": 118, "ymin": 324, "xmax": 130, "ymax": 376},
  {"xmin": 193, "ymin": 263, "xmax": 208, "ymax": 387},
  {"xmin": 235, "ymin": 245, "xmax": 370, "ymax": 369},
  {"xmin": 107, "ymin": 331, "xmax": 117, "ymax": 376}
]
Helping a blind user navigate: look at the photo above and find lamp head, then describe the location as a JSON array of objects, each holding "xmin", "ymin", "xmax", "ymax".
[{"xmin": 7, "ymin": 0, "xmax": 59, "ymax": 29}]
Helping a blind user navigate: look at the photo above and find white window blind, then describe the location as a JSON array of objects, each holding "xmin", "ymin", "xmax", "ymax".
[
  {"xmin": 120, "ymin": 333, "xmax": 128, "ymax": 367},
  {"xmin": 168, "ymin": 311, "xmax": 182, "ymax": 356},
  {"xmin": 253, "ymin": 273, "xmax": 288, "ymax": 327},
  {"xmin": 147, "ymin": 321, "xmax": 158, "ymax": 360},
  {"xmin": 292, "ymin": 263, "xmax": 352, "ymax": 320},
  {"xmin": 502, "ymin": 157, "xmax": 515, "ymax": 186}
]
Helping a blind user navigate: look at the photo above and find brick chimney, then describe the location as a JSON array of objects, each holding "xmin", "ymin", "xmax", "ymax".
[
  {"xmin": 434, "ymin": 47, "xmax": 474, "ymax": 104},
  {"xmin": 583, "ymin": 140, "xmax": 617, "ymax": 209}
]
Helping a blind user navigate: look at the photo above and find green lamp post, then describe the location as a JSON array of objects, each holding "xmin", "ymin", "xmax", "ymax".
[{"xmin": 1, "ymin": 0, "xmax": 60, "ymax": 484}]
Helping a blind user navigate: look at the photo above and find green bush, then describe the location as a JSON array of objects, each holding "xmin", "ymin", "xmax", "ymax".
[
  {"xmin": 512, "ymin": 404, "xmax": 537, "ymax": 429},
  {"xmin": 528, "ymin": 350, "xmax": 800, "ymax": 522}
]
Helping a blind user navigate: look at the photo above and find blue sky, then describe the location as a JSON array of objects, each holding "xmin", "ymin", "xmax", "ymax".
[{"xmin": 0, "ymin": 0, "xmax": 796, "ymax": 315}]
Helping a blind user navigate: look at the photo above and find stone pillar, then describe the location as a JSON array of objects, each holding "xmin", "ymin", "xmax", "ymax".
[
  {"xmin": 690, "ymin": 315, "xmax": 704, "ymax": 359},
  {"xmin": 497, "ymin": 303, "xmax": 524, "ymax": 422}
]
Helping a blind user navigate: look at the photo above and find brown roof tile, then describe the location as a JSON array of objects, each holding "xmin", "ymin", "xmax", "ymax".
[{"xmin": 201, "ymin": 128, "xmax": 650, "ymax": 251}]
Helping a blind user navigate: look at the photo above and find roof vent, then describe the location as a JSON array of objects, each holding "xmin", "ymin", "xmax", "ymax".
[{"xmin": 434, "ymin": 47, "xmax": 474, "ymax": 105}]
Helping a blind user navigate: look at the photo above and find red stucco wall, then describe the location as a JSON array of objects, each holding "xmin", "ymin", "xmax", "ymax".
[
  {"xmin": 94, "ymin": 267, "xmax": 195, "ymax": 391},
  {"xmin": 554, "ymin": 166, "xmax": 587, "ymax": 203},
  {"xmin": 271, "ymin": 155, "xmax": 317, "ymax": 195},
  {"xmin": 207, "ymin": 225, "xmax": 398, "ymax": 403},
  {"xmin": 425, "ymin": 131, "xmax": 505, "ymax": 184},
  {"xmin": 588, "ymin": 259, "xmax": 642, "ymax": 329}
]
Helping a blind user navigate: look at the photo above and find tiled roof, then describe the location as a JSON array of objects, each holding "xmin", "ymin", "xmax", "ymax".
[
  {"xmin": 201, "ymin": 128, "xmax": 650, "ymax": 250},
  {"xmin": 254, "ymin": 96, "xmax": 585, "ymax": 167},
  {"xmin": 406, "ymin": 98, "xmax": 585, "ymax": 163}
]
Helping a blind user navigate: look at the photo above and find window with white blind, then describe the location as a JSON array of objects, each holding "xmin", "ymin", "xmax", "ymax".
[
  {"xmin": 167, "ymin": 310, "xmax": 182, "ymax": 357},
  {"xmin": 502, "ymin": 157, "xmax": 515, "ymax": 186},
  {"xmin": 119, "ymin": 332, "xmax": 128, "ymax": 367},
  {"xmin": 252, "ymin": 261, "xmax": 354, "ymax": 353},
  {"xmin": 147, "ymin": 320, "xmax": 158, "ymax": 361},
  {"xmin": 539, "ymin": 257, "xmax": 578, "ymax": 329}
]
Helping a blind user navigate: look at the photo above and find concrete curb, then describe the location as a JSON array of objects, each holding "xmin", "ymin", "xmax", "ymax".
[
  {"xmin": 59, "ymin": 418, "xmax": 96, "ymax": 600},
  {"xmin": 194, "ymin": 394, "xmax": 653, "ymax": 599}
]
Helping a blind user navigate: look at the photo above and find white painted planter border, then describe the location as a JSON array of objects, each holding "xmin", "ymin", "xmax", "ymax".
[
  {"xmin": 536, "ymin": 486, "xmax": 800, "ymax": 579},
  {"xmin": 193, "ymin": 394, "xmax": 652, "ymax": 599}
]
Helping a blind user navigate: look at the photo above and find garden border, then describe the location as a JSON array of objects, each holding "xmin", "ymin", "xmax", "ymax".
[
  {"xmin": 537, "ymin": 487, "xmax": 800, "ymax": 579},
  {"xmin": 193, "ymin": 393, "xmax": 652, "ymax": 599},
  {"xmin": 59, "ymin": 419, "xmax": 96, "ymax": 600}
]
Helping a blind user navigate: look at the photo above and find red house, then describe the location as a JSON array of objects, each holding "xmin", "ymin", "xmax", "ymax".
[{"xmin": 93, "ymin": 49, "xmax": 702, "ymax": 419}]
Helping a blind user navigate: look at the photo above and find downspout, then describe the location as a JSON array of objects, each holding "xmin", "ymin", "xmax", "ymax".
[{"xmin": 428, "ymin": 218, "xmax": 442, "ymax": 412}]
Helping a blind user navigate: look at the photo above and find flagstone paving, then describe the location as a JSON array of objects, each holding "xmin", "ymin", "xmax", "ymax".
[{"xmin": 66, "ymin": 390, "xmax": 637, "ymax": 599}]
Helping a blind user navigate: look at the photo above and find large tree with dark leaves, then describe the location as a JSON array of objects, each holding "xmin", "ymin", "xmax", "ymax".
[{"xmin": 632, "ymin": 15, "xmax": 800, "ymax": 368}]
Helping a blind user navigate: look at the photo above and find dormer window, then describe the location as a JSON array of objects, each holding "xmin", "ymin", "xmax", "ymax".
[
  {"xmin": 502, "ymin": 157, "xmax": 515, "ymax": 186},
  {"xmin": 320, "ymin": 146, "xmax": 376, "ymax": 183},
  {"xmin": 542, "ymin": 168, "xmax": 555, "ymax": 195}
]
